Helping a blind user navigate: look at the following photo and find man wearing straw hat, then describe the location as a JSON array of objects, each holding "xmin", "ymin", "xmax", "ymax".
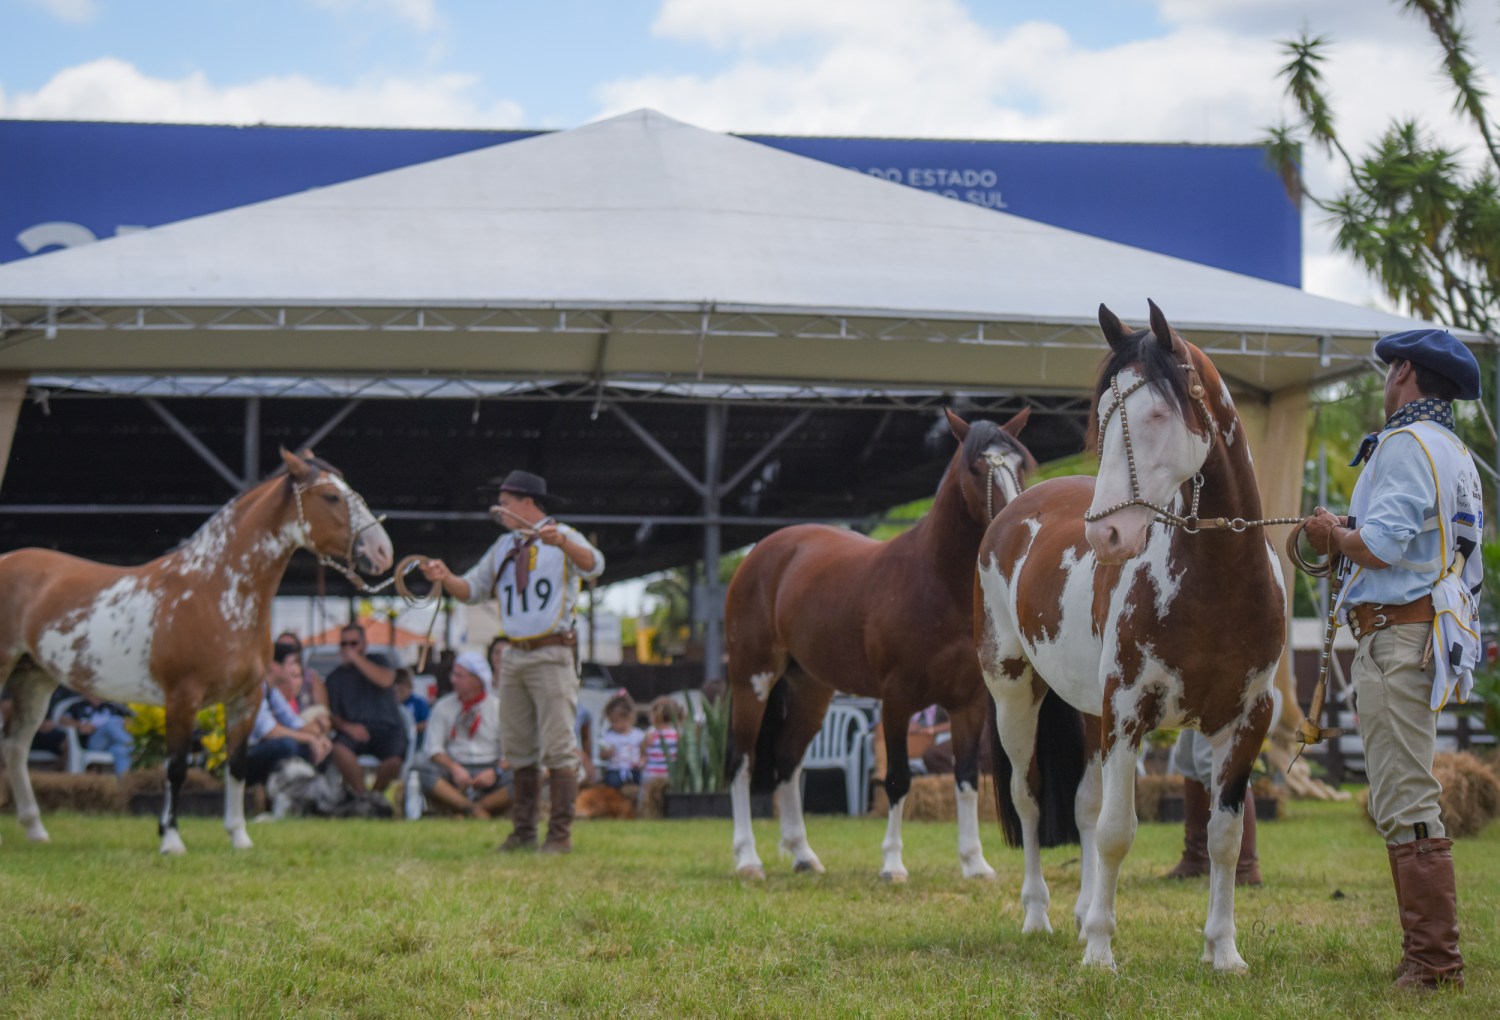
[{"xmin": 420, "ymin": 470, "xmax": 604, "ymax": 854}]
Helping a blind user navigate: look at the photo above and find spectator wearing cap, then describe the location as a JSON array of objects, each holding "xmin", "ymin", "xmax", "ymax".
[
  {"xmin": 410, "ymin": 650, "xmax": 510, "ymax": 819},
  {"xmin": 1304, "ymin": 327, "xmax": 1484, "ymax": 991},
  {"xmin": 420, "ymin": 470, "xmax": 604, "ymax": 854}
]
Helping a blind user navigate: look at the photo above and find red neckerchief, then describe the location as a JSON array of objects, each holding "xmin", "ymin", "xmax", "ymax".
[
  {"xmin": 452, "ymin": 690, "xmax": 487, "ymax": 741},
  {"xmin": 495, "ymin": 534, "xmax": 538, "ymax": 593}
]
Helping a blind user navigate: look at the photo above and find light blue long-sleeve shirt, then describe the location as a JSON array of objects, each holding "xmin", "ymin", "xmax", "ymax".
[{"xmin": 1343, "ymin": 430, "xmax": 1444, "ymax": 607}]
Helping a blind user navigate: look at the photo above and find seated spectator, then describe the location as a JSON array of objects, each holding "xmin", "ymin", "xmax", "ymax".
[
  {"xmin": 245, "ymin": 652, "xmax": 334, "ymax": 786},
  {"xmin": 642, "ymin": 697, "xmax": 683, "ymax": 781},
  {"xmin": 597, "ymin": 693, "xmax": 645, "ymax": 789},
  {"xmin": 268, "ymin": 650, "xmax": 332, "ymax": 736},
  {"xmin": 411, "ymin": 651, "xmax": 510, "ymax": 818},
  {"xmin": 275, "ymin": 631, "xmax": 329, "ymax": 709},
  {"xmin": 394, "ymin": 669, "xmax": 429, "ymax": 751},
  {"xmin": 62, "ymin": 694, "xmax": 134, "ymax": 776},
  {"xmin": 326, "ymin": 623, "xmax": 408, "ymax": 795}
]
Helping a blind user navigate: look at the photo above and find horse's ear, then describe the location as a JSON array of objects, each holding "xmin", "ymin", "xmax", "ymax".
[
  {"xmin": 1098, "ymin": 304, "xmax": 1130, "ymax": 351},
  {"xmin": 944, "ymin": 408, "xmax": 971, "ymax": 441},
  {"xmin": 1147, "ymin": 298, "xmax": 1174, "ymax": 352},
  {"xmin": 280, "ymin": 446, "xmax": 314, "ymax": 483},
  {"xmin": 1001, "ymin": 406, "xmax": 1031, "ymax": 437}
]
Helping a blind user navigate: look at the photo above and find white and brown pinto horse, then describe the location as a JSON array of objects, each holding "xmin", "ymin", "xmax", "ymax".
[
  {"xmin": 976, "ymin": 302, "xmax": 1283, "ymax": 972},
  {"xmin": 0, "ymin": 449, "xmax": 392, "ymax": 854},
  {"xmin": 727, "ymin": 409, "xmax": 1035, "ymax": 881}
]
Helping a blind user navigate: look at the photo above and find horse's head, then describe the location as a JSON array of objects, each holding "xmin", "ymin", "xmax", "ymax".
[
  {"xmin": 281, "ymin": 448, "xmax": 394, "ymax": 576},
  {"xmin": 945, "ymin": 407, "xmax": 1035, "ymax": 527},
  {"xmin": 1084, "ymin": 301, "xmax": 1219, "ymax": 564}
]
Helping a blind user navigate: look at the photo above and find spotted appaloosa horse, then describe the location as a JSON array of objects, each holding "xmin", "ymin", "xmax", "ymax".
[
  {"xmin": 0, "ymin": 449, "xmax": 393, "ymax": 854},
  {"xmin": 726, "ymin": 408, "xmax": 1035, "ymax": 881},
  {"xmin": 975, "ymin": 302, "xmax": 1284, "ymax": 972}
]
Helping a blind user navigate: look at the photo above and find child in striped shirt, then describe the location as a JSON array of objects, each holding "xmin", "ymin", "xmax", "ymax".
[{"xmin": 642, "ymin": 697, "xmax": 684, "ymax": 780}]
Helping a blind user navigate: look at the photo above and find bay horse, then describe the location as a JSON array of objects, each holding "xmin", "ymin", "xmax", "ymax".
[
  {"xmin": 975, "ymin": 302, "xmax": 1283, "ymax": 972},
  {"xmin": 0, "ymin": 448, "xmax": 393, "ymax": 854},
  {"xmin": 726, "ymin": 407, "xmax": 1036, "ymax": 881}
]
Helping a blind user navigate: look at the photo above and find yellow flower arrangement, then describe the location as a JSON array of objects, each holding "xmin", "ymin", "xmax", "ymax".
[{"xmin": 125, "ymin": 702, "xmax": 229, "ymax": 774}]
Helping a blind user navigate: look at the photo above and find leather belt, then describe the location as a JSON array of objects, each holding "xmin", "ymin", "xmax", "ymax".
[
  {"xmin": 508, "ymin": 630, "xmax": 577, "ymax": 652},
  {"xmin": 1347, "ymin": 595, "xmax": 1434, "ymax": 640}
]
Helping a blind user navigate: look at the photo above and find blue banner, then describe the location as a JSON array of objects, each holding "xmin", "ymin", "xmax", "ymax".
[{"xmin": 0, "ymin": 120, "xmax": 1299, "ymax": 286}]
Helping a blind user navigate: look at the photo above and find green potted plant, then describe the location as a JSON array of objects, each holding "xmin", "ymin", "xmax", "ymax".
[{"xmin": 661, "ymin": 691, "xmax": 772, "ymax": 819}]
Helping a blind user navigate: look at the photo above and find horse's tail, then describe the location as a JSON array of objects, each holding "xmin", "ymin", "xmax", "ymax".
[
  {"xmin": 991, "ymin": 688, "xmax": 1086, "ymax": 848},
  {"xmin": 748, "ymin": 677, "xmax": 788, "ymax": 793}
]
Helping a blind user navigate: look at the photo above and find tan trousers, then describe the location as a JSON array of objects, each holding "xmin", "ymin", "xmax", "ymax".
[
  {"xmin": 498, "ymin": 644, "xmax": 579, "ymax": 771},
  {"xmin": 1353, "ymin": 622, "xmax": 1445, "ymax": 845}
]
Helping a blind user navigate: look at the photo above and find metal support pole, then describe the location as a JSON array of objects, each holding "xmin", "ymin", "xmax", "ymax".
[
  {"xmin": 243, "ymin": 396, "xmax": 260, "ymax": 487},
  {"xmin": 702, "ymin": 404, "xmax": 726, "ymax": 683},
  {"xmin": 143, "ymin": 397, "xmax": 243, "ymax": 491}
]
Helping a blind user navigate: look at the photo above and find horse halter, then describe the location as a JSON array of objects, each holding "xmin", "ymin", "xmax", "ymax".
[
  {"xmin": 292, "ymin": 476, "xmax": 391, "ymax": 590},
  {"xmin": 1082, "ymin": 358, "xmax": 1220, "ymax": 530},
  {"xmin": 983, "ymin": 450, "xmax": 1025, "ymax": 525}
]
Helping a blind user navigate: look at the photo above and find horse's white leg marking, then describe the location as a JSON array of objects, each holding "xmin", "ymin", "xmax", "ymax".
[
  {"xmin": 956, "ymin": 781, "xmax": 996, "ymax": 880},
  {"xmin": 224, "ymin": 772, "xmax": 253, "ymax": 850},
  {"xmin": 993, "ymin": 691, "xmax": 1051, "ymax": 935},
  {"xmin": 1082, "ymin": 747, "xmax": 1137, "ymax": 969},
  {"xmin": 1202, "ymin": 733, "xmax": 1249, "ymax": 973},
  {"xmin": 879, "ymin": 795, "xmax": 908, "ymax": 882},
  {"xmin": 1073, "ymin": 754, "xmax": 1103, "ymax": 939},
  {"xmin": 749, "ymin": 671, "xmax": 776, "ymax": 702},
  {"xmin": 730, "ymin": 758, "xmax": 764, "ymax": 879},
  {"xmin": 159, "ymin": 780, "xmax": 186, "ymax": 856},
  {"xmin": 0, "ymin": 674, "xmax": 55, "ymax": 843},
  {"xmin": 776, "ymin": 767, "xmax": 824, "ymax": 873}
]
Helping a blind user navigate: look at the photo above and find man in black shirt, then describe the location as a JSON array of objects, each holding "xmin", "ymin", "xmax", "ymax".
[{"xmin": 326, "ymin": 623, "xmax": 407, "ymax": 795}]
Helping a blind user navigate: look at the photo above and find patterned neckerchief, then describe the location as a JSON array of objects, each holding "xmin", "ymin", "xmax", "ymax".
[{"xmin": 1349, "ymin": 397, "xmax": 1456, "ymax": 466}]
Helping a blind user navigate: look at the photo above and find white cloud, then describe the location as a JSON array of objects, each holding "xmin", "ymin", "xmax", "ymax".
[
  {"xmin": 28, "ymin": 0, "xmax": 98, "ymax": 23},
  {"xmin": 0, "ymin": 57, "xmax": 523, "ymax": 128},
  {"xmin": 601, "ymin": 0, "xmax": 1500, "ymax": 312},
  {"xmin": 311, "ymin": 0, "xmax": 439, "ymax": 32}
]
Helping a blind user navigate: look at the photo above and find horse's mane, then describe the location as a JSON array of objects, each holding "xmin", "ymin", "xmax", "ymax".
[
  {"xmin": 226, "ymin": 453, "xmax": 345, "ymax": 507},
  {"xmin": 1087, "ymin": 329, "xmax": 1192, "ymax": 452}
]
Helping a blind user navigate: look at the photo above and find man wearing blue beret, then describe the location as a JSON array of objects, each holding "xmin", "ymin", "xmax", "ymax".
[{"xmin": 1304, "ymin": 327, "xmax": 1483, "ymax": 991}]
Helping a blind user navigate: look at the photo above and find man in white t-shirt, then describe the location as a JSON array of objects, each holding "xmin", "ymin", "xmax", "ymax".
[
  {"xmin": 411, "ymin": 651, "xmax": 509, "ymax": 818},
  {"xmin": 420, "ymin": 470, "xmax": 604, "ymax": 854}
]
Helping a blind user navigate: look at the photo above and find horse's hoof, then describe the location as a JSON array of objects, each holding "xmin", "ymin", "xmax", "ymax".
[
  {"xmin": 159, "ymin": 831, "xmax": 187, "ymax": 856},
  {"xmin": 793, "ymin": 858, "xmax": 825, "ymax": 874},
  {"xmin": 737, "ymin": 865, "xmax": 766, "ymax": 881},
  {"xmin": 230, "ymin": 832, "xmax": 254, "ymax": 851},
  {"xmin": 24, "ymin": 824, "xmax": 50, "ymax": 843},
  {"xmin": 1081, "ymin": 948, "xmax": 1116, "ymax": 971},
  {"xmin": 962, "ymin": 864, "xmax": 997, "ymax": 881},
  {"xmin": 1022, "ymin": 915, "xmax": 1054, "ymax": 935},
  {"xmin": 878, "ymin": 869, "xmax": 909, "ymax": 884}
]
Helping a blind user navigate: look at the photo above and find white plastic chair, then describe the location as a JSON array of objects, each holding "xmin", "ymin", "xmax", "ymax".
[
  {"xmin": 33, "ymin": 696, "xmax": 118, "ymax": 774},
  {"xmin": 800, "ymin": 703, "xmax": 873, "ymax": 816}
]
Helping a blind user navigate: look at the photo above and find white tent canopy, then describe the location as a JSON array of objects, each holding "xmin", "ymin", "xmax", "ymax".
[{"xmin": 0, "ymin": 109, "xmax": 1452, "ymax": 399}]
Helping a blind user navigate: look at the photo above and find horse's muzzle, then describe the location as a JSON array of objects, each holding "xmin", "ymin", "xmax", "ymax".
[
  {"xmin": 1085, "ymin": 512, "xmax": 1149, "ymax": 565},
  {"xmin": 356, "ymin": 528, "xmax": 395, "ymax": 576}
]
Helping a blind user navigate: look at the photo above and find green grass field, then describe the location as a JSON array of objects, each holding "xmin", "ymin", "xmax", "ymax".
[{"xmin": 0, "ymin": 799, "xmax": 1493, "ymax": 1018}]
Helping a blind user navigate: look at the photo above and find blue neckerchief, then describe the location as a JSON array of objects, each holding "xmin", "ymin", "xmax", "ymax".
[{"xmin": 1350, "ymin": 397, "xmax": 1456, "ymax": 466}]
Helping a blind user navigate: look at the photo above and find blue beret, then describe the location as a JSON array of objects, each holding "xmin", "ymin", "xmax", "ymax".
[{"xmin": 1374, "ymin": 328, "xmax": 1482, "ymax": 401}]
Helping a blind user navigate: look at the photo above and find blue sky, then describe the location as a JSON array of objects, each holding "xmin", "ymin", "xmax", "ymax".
[{"xmin": 4, "ymin": 2, "xmax": 1172, "ymax": 128}]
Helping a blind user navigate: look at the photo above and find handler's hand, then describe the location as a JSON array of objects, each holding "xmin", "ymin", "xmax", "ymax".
[
  {"xmin": 537, "ymin": 521, "xmax": 564, "ymax": 547},
  {"xmin": 1302, "ymin": 507, "xmax": 1348, "ymax": 556},
  {"xmin": 420, "ymin": 559, "xmax": 452, "ymax": 583}
]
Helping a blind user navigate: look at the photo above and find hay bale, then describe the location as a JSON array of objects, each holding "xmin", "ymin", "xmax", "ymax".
[
  {"xmin": 0, "ymin": 771, "xmax": 130, "ymax": 814},
  {"xmin": 869, "ymin": 775, "xmax": 999, "ymax": 821},
  {"xmin": 1135, "ymin": 773, "xmax": 1184, "ymax": 822},
  {"xmin": 1357, "ymin": 752, "xmax": 1500, "ymax": 838},
  {"xmin": 120, "ymin": 766, "xmax": 223, "ymax": 796},
  {"xmin": 636, "ymin": 777, "xmax": 670, "ymax": 820}
]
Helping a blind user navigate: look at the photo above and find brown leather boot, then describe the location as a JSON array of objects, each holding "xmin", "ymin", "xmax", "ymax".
[
  {"xmin": 499, "ymin": 766, "xmax": 540, "ymax": 852},
  {"xmin": 1234, "ymin": 790, "xmax": 1262, "ymax": 887},
  {"xmin": 541, "ymin": 768, "xmax": 578, "ymax": 855},
  {"xmin": 1164, "ymin": 778, "xmax": 1211, "ymax": 879},
  {"xmin": 1392, "ymin": 837, "xmax": 1464, "ymax": 990},
  {"xmin": 1388, "ymin": 844, "xmax": 1413, "ymax": 980}
]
